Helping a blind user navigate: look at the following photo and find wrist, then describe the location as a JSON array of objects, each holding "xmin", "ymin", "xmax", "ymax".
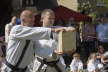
[{"xmin": 51, "ymin": 28, "xmax": 55, "ymax": 32}]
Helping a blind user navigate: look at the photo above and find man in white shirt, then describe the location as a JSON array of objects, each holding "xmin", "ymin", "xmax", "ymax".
[
  {"xmin": 30, "ymin": 9, "xmax": 75, "ymax": 72},
  {"xmin": 1, "ymin": 9, "xmax": 64, "ymax": 72}
]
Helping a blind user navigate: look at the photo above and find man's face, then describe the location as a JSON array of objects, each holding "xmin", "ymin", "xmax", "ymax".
[
  {"xmin": 74, "ymin": 56, "xmax": 80, "ymax": 60},
  {"xmin": 42, "ymin": 12, "xmax": 55, "ymax": 27},
  {"xmin": 20, "ymin": 10, "xmax": 35, "ymax": 26}
]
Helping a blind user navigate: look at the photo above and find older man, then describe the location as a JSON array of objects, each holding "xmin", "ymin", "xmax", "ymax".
[
  {"xmin": 30, "ymin": 9, "xmax": 75, "ymax": 72},
  {"xmin": 1, "ymin": 9, "xmax": 64, "ymax": 72}
]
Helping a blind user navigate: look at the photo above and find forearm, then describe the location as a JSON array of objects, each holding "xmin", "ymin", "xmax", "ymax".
[
  {"xmin": 64, "ymin": 27, "xmax": 76, "ymax": 32},
  {"xmin": 10, "ymin": 27, "xmax": 51, "ymax": 40},
  {"xmin": 51, "ymin": 27, "xmax": 65, "ymax": 32}
]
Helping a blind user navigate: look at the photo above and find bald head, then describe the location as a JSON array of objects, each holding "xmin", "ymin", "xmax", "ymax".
[
  {"xmin": 41, "ymin": 9, "xmax": 55, "ymax": 19},
  {"xmin": 20, "ymin": 10, "xmax": 35, "ymax": 26},
  {"xmin": 41, "ymin": 9, "xmax": 55, "ymax": 27}
]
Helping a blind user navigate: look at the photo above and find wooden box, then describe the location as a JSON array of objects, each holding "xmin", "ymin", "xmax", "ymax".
[{"xmin": 57, "ymin": 31, "xmax": 76, "ymax": 53}]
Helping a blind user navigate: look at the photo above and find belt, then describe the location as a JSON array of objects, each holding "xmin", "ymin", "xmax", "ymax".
[
  {"xmin": 5, "ymin": 60, "xmax": 27, "ymax": 72},
  {"xmin": 37, "ymin": 57, "xmax": 62, "ymax": 72}
]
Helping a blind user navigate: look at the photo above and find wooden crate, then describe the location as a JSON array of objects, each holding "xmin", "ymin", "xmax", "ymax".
[{"xmin": 57, "ymin": 31, "xmax": 76, "ymax": 53}]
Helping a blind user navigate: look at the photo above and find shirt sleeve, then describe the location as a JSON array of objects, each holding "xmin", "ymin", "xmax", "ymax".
[
  {"xmin": 5, "ymin": 24, "xmax": 9, "ymax": 31},
  {"xmin": 9, "ymin": 26, "xmax": 51, "ymax": 40},
  {"xmin": 5, "ymin": 23, "xmax": 12, "ymax": 32},
  {"xmin": 5, "ymin": 24, "xmax": 10, "ymax": 34},
  {"xmin": 5, "ymin": 24, "xmax": 12, "ymax": 43}
]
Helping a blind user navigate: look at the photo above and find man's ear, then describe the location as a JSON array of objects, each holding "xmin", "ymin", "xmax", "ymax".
[{"xmin": 22, "ymin": 19, "xmax": 25, "ymax": 22}]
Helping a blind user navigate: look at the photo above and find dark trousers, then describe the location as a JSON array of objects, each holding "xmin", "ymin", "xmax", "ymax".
[{"xmin": 81, "ymin": 41, "xmax": 96, "ymax": 62}]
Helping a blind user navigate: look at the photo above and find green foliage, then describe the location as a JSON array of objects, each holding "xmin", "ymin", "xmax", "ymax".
[{"xmin": 104, "ymin": 0, "xmax": 108, "ymax": 7}]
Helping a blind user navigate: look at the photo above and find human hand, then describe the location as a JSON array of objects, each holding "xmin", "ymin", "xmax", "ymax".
[
  {"xmin": 54, "ymin": 50, "xmax": 63, "ymax": 55},
  {"xmin": 54, "ymin": 27, "xmax": 65, "ymax": 32},
  {"xmin": 65, "ymin": 27, "xmax": 75, "ymax": 32}
]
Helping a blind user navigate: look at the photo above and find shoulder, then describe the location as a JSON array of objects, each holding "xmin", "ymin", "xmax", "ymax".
[
  {"xmin": 5, "ymin": 23, "xmax": 13, "ymax": 30},
  {"xmin": 11, "ymin": 25, "xmax": 22, "ymax": 30},
  {"xmin": 6, "ymin": 23, "xmax": 13, "ymax": 26},
  {"xmin": 5, "ymin": 23, "xmax": 11, "ymax": 28},
  {"xmin": 10, "ymin": 25, "xmax": 22, "ymax": 33}
]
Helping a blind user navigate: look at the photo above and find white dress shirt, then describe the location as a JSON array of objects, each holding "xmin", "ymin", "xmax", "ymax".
[{"xmin": 6, "ymin": 25, "xmax": 51, "ymax": 68}]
